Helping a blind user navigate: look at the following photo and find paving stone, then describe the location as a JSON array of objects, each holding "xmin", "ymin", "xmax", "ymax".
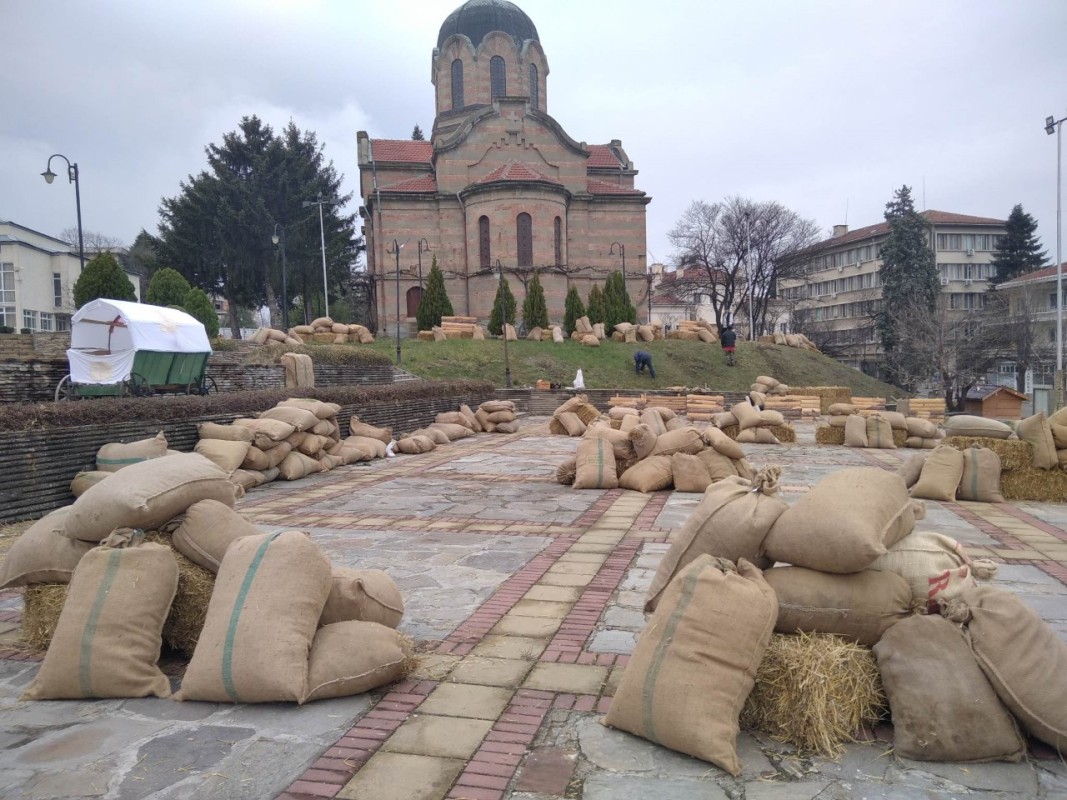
[
  {"xmin": 601, "ymin": 607, "xmax": 646, "ymax": 629},
  {"xmin": 513, "ymin": 746, "xmax": 577, "ymax": 794},
  {"xmin": 336, "ymin": 752, "xmax": 466, "ymax": 800},
  {"xmin": 524, "ymin": 663, "xmax": 608, "ymax": 694},
  {"xmin": 745, "ymin": 780, "xmax": 830, "ymax": 800},
  {"xmin": 509, "ymin": 600, "xmax": 573, "ymax": 618},
  {"xmin": 471, "ymin": 635, "xmax": 548, "ymax": 660},
  {"xmin": 895, "ymin": 757, "xmax": 1040, "ymax": 793},
  {"xmin": 523, "ymin": 586, "xmax": 582, "ymax": 603},
  {"xmin": 418, "ymin": 683, "xmax": 513, "ymax": 720},
  {"xmin": 547, "ymin": 561, "xmax": 601, "ymax": 576},
  {"xmin": 448, "ymin": 657, "xmax": 533, "ymax": 688},
  {"xmin": 382, "ymin": 714, "xmax": 494, "ymax": 759},
  {"xmin": 491, "ymin": 615, "xmax": 564, "ymax": 638},
  {"xmin": 587, "ymin": 630, "xmax": 636, "ymax": 653},
  {"xmin": 538, "ymin": 572, "xmax": 594, "ymax": 587},
  {"xmin": 411, "ymin": 653, "xmax": 463, "ymax": 681},
  {"xmin": 581, "ymin": 773, "xmax": 730, "ymax": 799},
  {"xmin": 576, "ymin": 718, "xmax": 719, "ymax": 778},
  {"xmin": 7, "ymin": 717, "xmax": 171, "ymax": 771},
  {"xmin": 14, "ymin": 763, "xmax": 114, "ymax": 799},
  {"xmin": 216, "ymin": 693, "xmax": 373, "ymax": 740}
]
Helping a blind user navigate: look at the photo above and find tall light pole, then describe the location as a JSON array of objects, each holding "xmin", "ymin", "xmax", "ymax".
[
  {"xmin": 496, "ymin": 259, "xmax": 512, "ymax": 388},
  {"xmin": 302, "ymin": 194, "xmax": 335, "ymax": 319},
  {"xmin": 41, "ymin": 154, "xmax": 84, "ymax": 272},
  {"xmin": 271, "ymin": 224, "xmax": 290, "ymax": 331},
  {"xmin": 1047, "ymin": 113, "xmax": 1066, "ymax": 410},
  {"xmin": 417, "ymin": 238, "xmax": 431, "ymax": 292},
  {"xmin": 609, "ymin": 241, "xmax": 626, "ymax": 322},
  {"xmin": 388, "ymin": 239, "xmax": 407, "ymax": 365}
]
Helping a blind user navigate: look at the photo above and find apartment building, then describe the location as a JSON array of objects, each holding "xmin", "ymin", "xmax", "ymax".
[{"xmin": 779, "ymin": 210, "xmax": 1006, "ymax": 375}]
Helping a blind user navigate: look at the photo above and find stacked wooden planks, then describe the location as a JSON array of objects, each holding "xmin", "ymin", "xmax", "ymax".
[
  {"xmin": 851, "ymin": 396, "xmax": 887, "ymax": 414},
  {"xmin": 685, "ymin": 394, "xmax": 726, "ymax": 421},
  {"xmin": 763, "ymin": 394, "xmax": 821, "ymax": 420},
  {"xmin": 902, "ymin": 397, "xmax": 946, "ymax": 421},
  {"xmin": 646, "ymin": 395, "xmax": 688, "ymax": 414},
  {"xmin": 439, "ymin": 316, "xmax": 480, "ymax": 339}
]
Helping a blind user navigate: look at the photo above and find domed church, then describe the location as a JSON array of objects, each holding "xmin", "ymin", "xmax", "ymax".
[{"xmin": 357, "ymin": 0, "xmax": 650, "ymax": 332}]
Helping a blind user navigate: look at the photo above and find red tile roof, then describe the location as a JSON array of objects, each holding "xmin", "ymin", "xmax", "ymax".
[
  {"xmin": 587, "ymin": 144, "xmax": 622, "ymax": 168},
  {"xmin": 476, "ymin": 161, "xmax": 560, "ymax": 185},
  {"xmin": 999, "ymin": 264, "xmax": 1067, "ymax": 284},
  {"xmin": 809, "ymin": 210, "xmax": 1007, "ymax": 251},
  {"xmin": 587, "ymin": 178, "xmax": 642, "ymax": 195},
  {"xmin": 370, "ymin": 140, "xmax": 433, "ymax": 164},
  {"xmin": 381, "ymin": 174, "xmax": 438, "ymax": 193}
]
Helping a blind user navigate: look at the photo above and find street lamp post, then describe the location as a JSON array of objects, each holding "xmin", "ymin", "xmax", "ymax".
[
  {"xmin": 1046, "ymin": 113, "xmax": 1066, "ymax": 410},
  {"xmin": 41, "ymin": 154, "xmax": 85, "ymax": 272},
  {"xmin": 302, "ymin": 194, "xmax": 335, "ymax": 319},
  {"xmin": 609, "ymin": 242, "xmax": 626, "ymax": 320},
  {"xmin": 417, "ymin": 239, "xmax": 431, "ymax": 292},
  {"xmin": 388, "ymin": 239, "xmax": 407, "ymax": 365},
  {"xmin": 271, "ymin": 224, "xmax": 290, "ymax": 331},
  {"xmin": 496, "ymin": 259, "xmax": 512, "ymax": 388}
]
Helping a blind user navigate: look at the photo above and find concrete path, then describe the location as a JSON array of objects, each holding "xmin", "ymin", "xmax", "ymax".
[{"xmin": 1, "ymin": 418, "xmax": 1066, "ymax": 800}]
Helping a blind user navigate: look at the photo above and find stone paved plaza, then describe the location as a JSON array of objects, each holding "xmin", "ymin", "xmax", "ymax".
[{"xmin": 1, "ymin": 417, "xmax": 1066, "ymax": 799}]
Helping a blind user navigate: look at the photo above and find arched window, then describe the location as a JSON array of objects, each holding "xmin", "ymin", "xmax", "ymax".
[
  {"xmin": 553, "ymin": 217, "xmax": 562, "ymax": 266},
  {"xmin": 517, "ymin": 213, "xmax": 533, "ymax": 266},
  {"xmin": 479, "ymin": 216, "xmax": 491, "ymax": 268},
  {"xmin": 529, "ymin": 64, "xmax": 539, "ymax": 110},
  {"xmin": 490, "ymin": 56, "xmax": 506, "ymax": 100},
  {"xmin": 451, "ymin": 59, "xmax": 464, "ymax": 110}
]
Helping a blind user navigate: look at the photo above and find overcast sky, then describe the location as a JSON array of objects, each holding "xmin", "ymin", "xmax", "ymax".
[{"xmin": 4, "ymin": 0, "xmax": 1066, "ymax": 268}]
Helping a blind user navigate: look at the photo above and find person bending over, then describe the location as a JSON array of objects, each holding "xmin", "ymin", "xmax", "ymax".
[{"xmin": 634, "ymin": 350, "xmax": 656, "ymax": 379}]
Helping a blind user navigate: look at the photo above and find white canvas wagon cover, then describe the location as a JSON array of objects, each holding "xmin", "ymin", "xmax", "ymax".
[{"xmin": 67, "ymin": 299, "xmax": 211, "ymax": 384}]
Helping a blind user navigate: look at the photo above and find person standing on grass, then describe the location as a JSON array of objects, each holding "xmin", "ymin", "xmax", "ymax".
[
  {"xmin": 634, "ymin": 350, "xmax": 656, "ymax": 379},
  {"xmin": 721, "ymin": 325, "xmax": 737, "ymax": 366}
]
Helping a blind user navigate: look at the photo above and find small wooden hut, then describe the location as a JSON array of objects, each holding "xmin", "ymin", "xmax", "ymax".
[{"xmin": 963, "ymin": 385, "xmax": 1028, "ymax": 420}]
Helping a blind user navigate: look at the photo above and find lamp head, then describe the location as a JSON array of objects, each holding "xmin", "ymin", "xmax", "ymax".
[
  {"xmin": 41, "ymin": 169, "xmax": 56, "ymax": 184},
  {"xmin": 1047, "ymin": 116, "xmax": 1057, "ymax": 135},
  {"xmin": 271, "ymin": 234, "xmax": 280, "ymax": 245}
]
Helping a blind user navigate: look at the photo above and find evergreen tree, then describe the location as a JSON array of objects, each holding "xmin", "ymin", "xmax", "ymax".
[
  {"xmin": 487, "ymin": 275, "xmax": 517, "ymax": 335},
  {"xmin": 411, "ymin": 124, "xmax": 425, "ymax": 141},
  {"xmin": 603, "ymin": 270, "xmax": 638, "ymax": 332},
  {"xmin": 522, "ymin": 271, "xmax": 550, "ymax": 330},
  {"xmin": 145, "ymin": 267, "xmax": 193, "ymax": 307},
  {"xmin": 586, "ymin": 283, "xmax": 606, "ymax": 325},
  {"xmin": 876, "ymin": 185, "xmax": 940, "ymax": 385},
  {"xmin": 990, "ymin": 204, "xmax": 1048, "ymax": 285},
  {"xmin": 563, "ymin": 285, "xmax": 585, "ymax": 336},
  {"xmin": 183, "ymin": 287, "xmax": 220, "ymax": 338},
  {"xmin": 415, "ymin": 255, "xmax": 454, "ymax": 330},
  {"xmin": 72, "ymin": 252, "xmax": 137, "ymax": 309}
]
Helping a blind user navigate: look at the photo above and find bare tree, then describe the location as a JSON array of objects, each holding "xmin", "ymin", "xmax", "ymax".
[
  {"xmin": 60, "ymin": 228, "xmax": 125, "ymax": 251},
  {"xmin": 981, "ymin": 288, "xmax": 1053, "ymax": 393}
]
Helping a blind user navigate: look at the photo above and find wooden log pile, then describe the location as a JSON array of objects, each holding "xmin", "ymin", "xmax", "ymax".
[
  {"xmin": 685, "ymin": 394, "xmax": 726, "ymax": 422},
  {"xmin": 764, "ymin": 395, "xmax": 821, "ymax": 420}
]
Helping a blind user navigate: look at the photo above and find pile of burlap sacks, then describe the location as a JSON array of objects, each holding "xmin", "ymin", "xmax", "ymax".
[
  {"xmin": 3, "ymin": 453, "xmax": 409, "ymax": 704},
  {"xmin": 711, "ymin": 398, "xmax": 795, "ymax": 445},
  {"xmin": 664, "ymin": 319, "xmax": 718, "ymax": 343},
  {"xmin": 945, "ymin": 410, "xmax": 1067, "ymax": 470},
  {"xmin": 899, "ymin": 444, "xmax": 1009, "ymax": 503},
  {"xmin": 825, "ymin": 406, "xmax": 943, "ymax": 449},
  {"xmin": 757, "ymin": 330, "xmax": 820, "ymax": 351},
  {"xmin": 748, "ymin": 374, "xmax": 791, "ymax": 401},
  {"xmin": 604, "ymin": 464, "xmax": 1066, "ymax": 772},
  {"xmin": 432, "ymin": 400, "xmax": 518, "ymax": 435},
  {"xmin": 611, "ymin": 321, "xmax": 663, "ymax": 344},
  {"xmin": 551, "ymin": 397, "xmax": 756, "ymax": 493},
  {"xmin": 249, "ymin": 317, "xmax": 375, "ymax": 347}
]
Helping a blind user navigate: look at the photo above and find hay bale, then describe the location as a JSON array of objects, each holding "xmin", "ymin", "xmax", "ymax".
[
  {"xmin": 720, "ymin": 424, "xmax": 740, "ymax": 440},
  {"xmin": 1000, "ymin": 467, "xmax": 1067, "ymax": 502},
  {"xmin": 791, "ymin": 386, "xmax": 852, "ymax": 415},
  {"xmin": 892, "ymin": 429, "xmax": 907, "ymax": 448},
  {"xmin": 815, "ymin": 425, "xmax": 846, "ymax": 446},
  {"xmin": 768, "ymin": 424, "xmax": 797, "ymax": 444},
  {"xmin": 942, "ymin": 436, "xmax": 1032, "ymax": 472},
  {"xmin": 21, "ymin": 584, "xmax": 67, "ymax": 651},
  {"xmin": 741, "ymin": 632, "xmax": 886, "ymax": 758},
  {"xmin": 574, "ymin": 402, "xmax": 601, "ymax": 426}
]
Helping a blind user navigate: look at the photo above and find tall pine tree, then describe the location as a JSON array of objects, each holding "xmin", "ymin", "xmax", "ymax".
[
  {"xmin": 72, "ymin": 253, "xmax": 137, "ymax": 309},
  {"xmin": 563, "ymin": 285, "xmax": 585, "ymax": 335},
  {"xmin": 488, "ymin": 275, "xmax": 517, "ymax": 335},
  {"xmin": 522, "ymin": 271, "xmax": 549, "ymax": 330},
  {"xmin": 876, "ymin": 185, "xmax": 940, "ymax": 385},
  {"xmin": 415, "ymin": 256, "xmax": 454, "ymax": 330},
  {"xmin": 603, "ymin": 271, "xmax": 638, "ymax": 333},
  {"xmin": 586, "ymin": 283, "xmax": 606, "ymax": 325},
  {"xmin": 989, "ymin": 204, "xmax": 1048, "ymax": 285}
]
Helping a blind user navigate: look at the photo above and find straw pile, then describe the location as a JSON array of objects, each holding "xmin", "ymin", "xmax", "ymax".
[
  {"xmin": 815, "ymin": 425, "xmax": 845, "ymax": 445},
  {"xmin": 1000, "ymin": 467, "xmax": 1067, "ymax": 502},
  {"xmin": 791, "ymin": 387, "xmax": 851, "ymax": 415},
  {"xmin": 741, "ymin": 632, "xmax": 887, "ymax": 757},
  {"xmin": 942, "ymin": 436, "xmax": 1032, "ymax": 472},
  {"xmin": 20, "ymin": 584, "xmax": 66, "ymax": 651},
  {"xmin": 719, "ymin": 423, "xmax": 796, "ymax": 443},
  {"xmin": 892, "ymin": 429, "xmax": 907, "ymax": 448}
]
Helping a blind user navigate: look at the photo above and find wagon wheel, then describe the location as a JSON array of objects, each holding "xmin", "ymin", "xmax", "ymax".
[
  {"xmin": 54, "ymin": 374, "xmax": 76, "ymax": 402},
  {"xmin": 189, "ymin": 376, "xmax": 218, "ymax": 396},
  {"xmin": 127, "ymin": 372, "xmax": 154, "ymax": 397}
]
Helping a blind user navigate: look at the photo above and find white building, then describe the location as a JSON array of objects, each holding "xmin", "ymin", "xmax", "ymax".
[
  {"xmin": 0, "ymin": 221, "xmax": 139, "ymax": 332},
  {"xmin": 647, "ymin": 264, "xmax": 720, "ymax": 330}
]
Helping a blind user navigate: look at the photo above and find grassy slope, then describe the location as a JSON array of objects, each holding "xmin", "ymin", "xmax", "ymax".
[{"xmin": 365, "ymin": 337, "xmax": 901, "ymax": 397}]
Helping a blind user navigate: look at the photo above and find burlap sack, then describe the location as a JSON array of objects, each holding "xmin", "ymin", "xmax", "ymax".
[
  {"xmin": 430, "ymin": 422, "xmax": 473, "ymax": 440},
  {"xmin": 941, "ymin": 586, "xmax": 1067, "ymax": 751},
  {"xmin": 910, "ymin": 445, "xmax": 965, "ymax": 502},
  {"xmin": 649, "ymin": 406, "xmax": 675, "ymax": 421},
  {"xmin": 755, "ymin": 375, "xmax": 779, "ymax": 389},
  {"xmin": 197, "ymin": 422, "xmax": 255, "ymax": 443},
  {"xmin": 701, "ymin": 427, "xmax": 744, "ymax": 460},
  {"xmin": 1016, "ymin": 411, "xmax": 1058, "ymax": 469},
  {"xmin": 302, "ymin": 621, "xmax": 408, "ymax": 703},
  {"xmin": 346, "ymin": 436, "xmax": 387, "ymax": 459},
  {"xmin": 0, "ymin": 507, "xmax": 94, "ymax": 588},
  {"xmin": 605, "ymin": 557, "xmax": 776, "ymax": 775},
  {"xmin": 348, "ymin": 420, "xmax": 393, "ymax": 443},
  {"xmin": 494, "ymin": 421, "xmax": 519, "ymax": 433},
  {"xmin": 608, "ymin": 406, "xmax": 639, "ymax": 420},
  {"xmin": 619, "ymin": 414, "xmax": 640, "ymax": 433},
  {"xmin": 696, "ymin": 448, "xmax": 739, "ymax": 481},
  {"xmin": 169, "ymin": 499, "xmax": 262, "ymax": 573},
  {"xmin": 176, "ymin": 531, "xmax": 331, "ymax": 703},
  {"xmin": 866, "ymin": 415, "xmax": 895, "ymax": 449},
  {"xmin": 945, "ymin": 415, "xmax": 1013, "ymax": 440},
  {"xmin": 573, "ymin": 437, "xmax": 619, "ymax": 490},
  {"xmin": 629, "ymin": 424, "xmax": 657, "ymax": 459},
  {"xmin": 476, "ymin": 408, "xmax": 497, "ymax": 432},
  {"xmin": 242, "ymin": 441, "xmax": 293, "ymax": 471},
  {"xmin": 321, "ymin": 568, "xmax": 405, "ymax": 628},
  {"xmin": 764, "ymin": 566, "xmax": 914, "ymax": 645},
  {"xmin": 22, "ymin": 535, "xmax": 177, "ymax": 700},
  {"xmin": 618, "ymin": 455, "xmax": 673, "ymax": 492},
  {"xmin": 827, "ymin": 403, "xmax": 856, "ymax": 415},
  {"xmin": 650, "ymin": 427, "xmax": 704, "ymax": 457},
  {"xmin": 736, "ymin": 428, "xmax": 779, "ymax": 444},
  {"xmin": 957, "ymin": 446, "xmax": 1005, "ymax": 503},
  {"xmin": 96, "ymin": 431, "xmax": 168, "ymax": 472},
  {"xmin": 905, "ymin": 417, "xmax": 939, "ymax": 438},
  {"xmin": 294, "ymin": 433, "xmax": 331, "ymax": 457},
  {"xmin": 762, "ymin": 467, "xmax": 914, "ymax": 573},
  {"xmin": 905, "ymin": 436, "xmax": 938, "ymax": 449},
  {"xmin": 636, "ymin": 325, "xmax": 654, "ymax": 342},
  {"xmin": 871, "ymin": 530, "xmax": 996, "ymax": 611},
  {"xmin": 645, "ymin": 469, "xmax": 784, "ymax": 612},
  {"xmin": 71, "ymin": 470, "xmax": 111, "ymax": 497},
  {"xmin": 278, "ymin": 451, "xmax": 323, "ymax": 480},
  {"xmin": 396, "ymin": 435, "xmax": 436, "ymax": 454},
  {"xmin": 278, "ymin": 398, "xmax": 341, "ymax": 419},
  {"xmin": 556, "ymin": 457, "xmax": 577, "ymax": 485},
  {"xmin": 412, "ymin": 427, "xmax": 451, "ymax": 445},
  {"xmin": 758, "ymin": 409, "xmax": 784, "ymax": 426},
  {"xmin": 712, "ymin": 411, "xmax": 738, "ymax": 429},
  {"xmin": 194, "ymin": 439, "xmax": 251, "ymax": 476},
  {"xmin": 671, "ymin": 453, "xmax": 712, "ymax": 493},
  {"xmin": 1051, "ymin": 421, "xmax": 1067, "ymax": 448},
  {"xmin": 551, "ymin": 326, "xmax": 564, "ymax": 343},
  {"xmin": 486, "ymin": 410, "xmax": 516, "ymax": 424},
  {"xmin": 844, "ymin": 414, "xmax": 868, "ymax": 447},
  {"xmin": 233, "ymin": 417, "xmax": 297, "ymax": 444},
  {"xmin": 260, "ymin": 405, "xmax": 320, "ymax": 432},
  {"xmin": 874, "ymin": 614, "xmax": 1026, "ymax": 762},
  {"xmin": 436, "ymin": 411, "xmax": 474, "ymax": 429},
  {"xmin": 230, "ymin": 469, "xmax": 267, "ymax": 490},
  {"xmin": 584, "ymin": 423, "xmax": 635, "ymax": 462},
  {"xmin": 896, "ymin": 451, "xmax": 929, "ymax": 489},
  {"xmin": 827, "ymin": 415, "xmax": 849, "ymax": 428},
  {"xmin": 61, "ymin": 454, "xmax": 235, "ymax": 543},
  {"xmin": 732, "ymin": 401, "xmax": 762, "ymax": 432},
  {"xmin": 879, "ymin": 411, "xmax": 908, "ymax": 431},
  {"xmin": 311, "ymin": 419, "xmax": 338, "ymax": 438},
  {"xmin": 639, "ymin": 408, "xmax": 667, "ymax": 435}
]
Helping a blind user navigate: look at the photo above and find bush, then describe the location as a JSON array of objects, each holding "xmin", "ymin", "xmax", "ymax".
[
  {"xmin": 586, "ymin": 283, "xmax": 606, "ymax": 326},
  {"xmin": 183, "ymin": 288, "xmax": 220, "ymax": 338},
  {"xmin": 522, "ymin": 271, "xmax": 549, "ymax": 330},
  {"xmin": 416, "ymin": 256, "xmax": 454, "ymax": 331},
  {"xmin": 563, "ymin": 286, "xmax": 585, "ymax": 336},
  {"xmin": 487, "ymin": 276, "xmax": 517, "ymax": 336},
  {"xmin": 145, "ymin": 267, "xmax": 192, "ymax": 307},
  {"xmin": 0, "ymin": 326, "xmax": 14, "ymax": 334},
  {"xmin": 603, "ymin": 270, "xmax": 637, "ymax": 333},
  {"xmin": 72, "ymin": 252, "xmax": 137, "ymax": 308}
]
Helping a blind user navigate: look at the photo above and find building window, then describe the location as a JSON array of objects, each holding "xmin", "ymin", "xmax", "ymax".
[
  {"xmin": 517, "ymin": 213, "xmax": 532, "ymax": 266},
  {"xmin": 529, "ymin": 64, "xmax": 539, "ymax": 110},
  {"xmin": 553, "ymin": 217, "xmax": 562, "ymax": 266},
  {"xmin": 1, "ymin": 262, "xmax": 14, "ymax": 328},
  {"xmin": 23, "ymin": 309, "xmax": 38, "ymax": 331},
  {"xmin": 54, "ymin": 272, "xmax": 63, "ymax": 307},
  {"xmin": 55, "ymin": 315, "xmax": 69, "ymax": 332},
  {"xmin": 490, "ymin": 56, "xmax": 506, "ymax": 100},
  {"xmin": 39, "ymin": 312, "xmax": 54, "ymax": 332},
  {"xmin": 479, "ymin": 216, "xmax": 491, "ymax": 268},
  {"xmin": 451, "ymin": 59, "xmax": 464, "ymax": 110}
]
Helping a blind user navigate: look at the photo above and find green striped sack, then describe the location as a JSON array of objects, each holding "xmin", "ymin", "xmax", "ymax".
[
  {"xmin": 96, "ymin": 431, "xmax": 168, "ymax": 472},
  {"xmin": 573, "ymin": 436, "xmax": 618, "ymax": 490}
]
